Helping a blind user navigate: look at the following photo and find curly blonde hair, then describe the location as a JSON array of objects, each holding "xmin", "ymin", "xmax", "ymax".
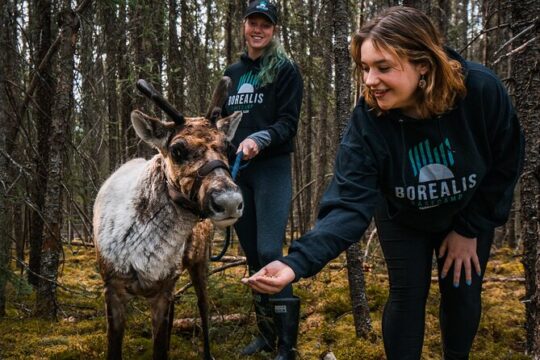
[{"xmin": 351, "ymin": 6, "xmax": 466, "ymax": 118}]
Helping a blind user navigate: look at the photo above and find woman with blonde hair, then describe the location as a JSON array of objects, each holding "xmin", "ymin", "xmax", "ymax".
[
  {"xmin": 242, "ymin": 6, "xmax": 523, "ymax": 359},
  {"xmin": 221, "ymin": 1, "xmax": 303, "ymax": 359}
]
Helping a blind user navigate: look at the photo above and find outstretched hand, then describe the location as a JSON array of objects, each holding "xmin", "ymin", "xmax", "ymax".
[
  {"xmin": 439, "ymin": 230, "xmax": 481, "ymax": 287},
  {"xmin": 241, "ymin": 261, "xmax": 296, "ymax": 294}
]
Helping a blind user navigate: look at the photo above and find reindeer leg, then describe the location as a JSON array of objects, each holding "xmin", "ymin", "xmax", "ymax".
[
  {"xmin": 166, "ymin": 296, "xmax": 175, "ymax": 349},
  {"xmin": 149, "ymin": 280, "xmax": 176, "ymax": 360},
  {"xmin": 104, "ymin": 282, "xmax": 129, "ymax": 360},
  {"xmin": 184, "ymin": 220, "xmax": 214, "ymax": 360},
  {"xmin": 188, "ymin": 261, "xmax": 212, "ymax": 360}
]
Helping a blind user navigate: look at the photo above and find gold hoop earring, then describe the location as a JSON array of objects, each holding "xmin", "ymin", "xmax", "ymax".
[{"xmin": 418, "ymin": 75, "xmax": 427, "ymax": 89}]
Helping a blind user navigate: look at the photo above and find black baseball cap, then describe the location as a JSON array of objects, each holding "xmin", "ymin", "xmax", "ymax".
[{"xmin": 244, "ymin": 1, "xmax": 278, "ymax": 24}]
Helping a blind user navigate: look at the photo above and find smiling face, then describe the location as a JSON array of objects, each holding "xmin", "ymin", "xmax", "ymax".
[
  {"xmin": 244, "ymin": 14, "xmax": 275, "ymax": 59},
  {"xmin": 360, "ymin": 39, "xmax": 427, "ymax": 118}
]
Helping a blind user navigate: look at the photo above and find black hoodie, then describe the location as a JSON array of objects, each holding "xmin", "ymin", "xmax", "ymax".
[
  {"xmin": 280, "ymin": 49, "xmax": 524, "ymax": 281},
  {"xmin": 223, "ymin": 53, "xmax": 303, "ymax": 159}
]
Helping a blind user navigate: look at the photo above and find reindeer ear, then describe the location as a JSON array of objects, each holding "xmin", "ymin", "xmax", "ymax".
[
  {"xmin": 216, "ymin": 111, "xmax": 242, "ymax": 142},
  {"xmin": 131, "ymin": 110, "xmax": 174, "ymax": 150}
]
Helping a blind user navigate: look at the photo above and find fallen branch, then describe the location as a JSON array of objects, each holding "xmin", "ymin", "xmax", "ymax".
[
  {"xmin": 64, "ymin": 239, "xmax": 94, "ymax": 247},
  {"xmin": 173, "ymin": 313, "xmax": 250, "ymax": 332},
  {"xmin": 174, "ymin": 259, "xmax": 247, "ymax": 298},
  {"xmin": 210, "ymin": 255, "xmax": 246, "ymax": 263}
]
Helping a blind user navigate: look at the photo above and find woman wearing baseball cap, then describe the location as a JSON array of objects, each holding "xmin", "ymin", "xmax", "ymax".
[{"xmin": 221, "ymin": 1, "xmax": 304, "ymax": 359}]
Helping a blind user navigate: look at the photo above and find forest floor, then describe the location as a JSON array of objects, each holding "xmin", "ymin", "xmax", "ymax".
[{"xmin": 0, "ymin": 239, "xmax": 529, "ymax": 360}]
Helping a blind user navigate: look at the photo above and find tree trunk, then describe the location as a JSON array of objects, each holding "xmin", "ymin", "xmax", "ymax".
[
  {"xmin": 0, "ymin": 0, "xmax": 18, "ymax": 317},
  {"xmin": 402, "ymin": 0, "xmax": 430, "ymax": 13},
  {"xmin": 224, "ymin": 0, "xmax": 234, "ymax": 66},
  {"xmin": 334, "ymin": 0, "xmax": 372, "ymax": 337},
  {"xmin": 129, "ymin": 0, "xmax": 154, "ymax": 158},
  {"xmin": 432, "ymin": 0, "xmax": 450, "ymax": 39},
  {"xmin": 102, "ymin": 0, "xmax": 119, "ymax": 172},
  {"xmin": 294, "ymin": 0, "xmax": 313, "ymax": 233},
  {"xmin": 305, "ymin": 0, "xmax": 315, "ymax": 225},
  {"xmin": 79, "ymin": 0, "xmax": 103, "ymax": 236},
  {"xmin": 168, "ymin": 0, "xmax": 182, "ymax": 109},
  {"xmin": 35, "ymin": 5, "xmax": 80, "ymax": 319},
  {"xmin": 27, "ymin": 0, "xmax": 53, "ymax": 288},
  {"xmin": 178, "ymin": 0, "xmax": 190, "ymax": 113},
  {"xmin": 312, "ymin": 1, "xmax": 332, "ymax": 223},
  {"xmin": 117, "ymin": 0, "xmax": 133, "ymax": 163},
  {"xmin": 510, "ymin": 0, "xmax": 540, "ymax": 356},
  {"xmin": 199, "ymin": 0, "xmax": 213, "ymax": 114},
  {"xmin": 345, "ymin": 240, "xmax": 372, "ymax": 337}
]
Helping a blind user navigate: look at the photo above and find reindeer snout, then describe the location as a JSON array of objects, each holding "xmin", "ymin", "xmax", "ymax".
[{"xmin": 208, "ymin": 189, "xmax": 243, "ymax": 228}]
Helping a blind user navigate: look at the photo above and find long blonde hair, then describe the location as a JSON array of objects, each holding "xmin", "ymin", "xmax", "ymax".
[{"xmin": 351, "ymin": 6, "xmax": 466, "ymax": 118}]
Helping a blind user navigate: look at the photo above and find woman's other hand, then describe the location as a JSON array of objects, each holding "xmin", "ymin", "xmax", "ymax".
[
  {"xmin": 237, "ymin": 138, "xmax": 259, "ymax": 160},
  {"xmin": 241, "ymin": 261, "xmax": 296, "ymax": 294},
  {"xmin": 439, "ymin": 230, "xmax": 481, "ymax": 287}
]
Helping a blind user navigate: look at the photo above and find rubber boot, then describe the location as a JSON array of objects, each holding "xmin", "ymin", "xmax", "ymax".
[
  {"xmin": 271, "ymin": 296, "xmax": 300, "ymax": 360},
  {"xmin": 240, "ymin": 292, "xmax": 276, "ymax": 356}
]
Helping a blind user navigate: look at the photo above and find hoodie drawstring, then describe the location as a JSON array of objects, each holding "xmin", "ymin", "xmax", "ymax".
[{"xmin": 399, "ymin": 118, "xmax": 408, "ymax": 188}]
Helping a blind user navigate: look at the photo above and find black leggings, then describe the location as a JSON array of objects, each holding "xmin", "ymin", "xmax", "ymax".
[
  {"xmin": 375, "ymin": 213, "xmax": 493, "ymax": 360},
  {"xmin": 234, "ymin": 155, "xmax": 293, "ymax": 299}
]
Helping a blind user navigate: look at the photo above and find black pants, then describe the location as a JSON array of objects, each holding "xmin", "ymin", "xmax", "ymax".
[
  {"xmin": 234, "ymin": 155, "xmax": 293, "ymax": 299},
  {"xmin": 375, "ymin": 212, "xmax": 493, "ymax": 360}
]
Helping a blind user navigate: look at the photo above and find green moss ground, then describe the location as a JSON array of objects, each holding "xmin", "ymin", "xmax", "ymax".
[{"xmin": 0, "ymin": 244, "xmax": 528, "ymax": 359}]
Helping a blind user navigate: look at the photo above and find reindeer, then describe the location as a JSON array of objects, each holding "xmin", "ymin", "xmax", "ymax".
[{"xmin": 93, "ymin": 77, "xmax": 243, "ymax": 360}]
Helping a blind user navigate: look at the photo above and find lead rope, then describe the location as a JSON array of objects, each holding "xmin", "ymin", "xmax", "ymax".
[{"xmin": 210, "ymin": 151, "xmax": 249, "ymax": 261}]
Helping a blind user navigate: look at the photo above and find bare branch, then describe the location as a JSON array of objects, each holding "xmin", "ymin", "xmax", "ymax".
[
  {"xmin": 492, "ymin": 36, "xmax": 538, "ymax": 66},
  {"xmin": 459, "ymin": 23, "xmax": 510, "ymax": 54},
  {"xmin": 493, "ymin": 22, "xmax": 537, "ymax": 56}
]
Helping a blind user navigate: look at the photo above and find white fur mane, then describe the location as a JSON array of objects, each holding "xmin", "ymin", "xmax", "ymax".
[{"xmin": 93, "ymin": 155, "xmax": 198, "ymax": 282}]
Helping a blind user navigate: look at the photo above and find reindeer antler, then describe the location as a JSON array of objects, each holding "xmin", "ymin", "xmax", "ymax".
[
  {"xmin": 136, "ymin": 79, "xmax": 184, "ymax": 125},
  {"xmin": 206, "ymin": 76, "xmax": 232, "ymax": 124}
]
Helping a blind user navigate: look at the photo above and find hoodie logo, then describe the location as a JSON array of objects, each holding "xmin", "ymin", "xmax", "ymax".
[
  {"xmin": 227, "ymin": 70, "xmax": 265, "ymax": 113},
  {"xmin": 395, "ymin": 138, "xmax": 477, "ymax": 209}
]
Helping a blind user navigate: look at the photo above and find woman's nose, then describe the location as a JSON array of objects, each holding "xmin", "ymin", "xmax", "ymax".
[{"xmin": 364, "ymin": 70, "xmax": 378, "ymax": 86}]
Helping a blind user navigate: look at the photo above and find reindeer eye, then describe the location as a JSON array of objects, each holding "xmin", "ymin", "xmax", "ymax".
[{"xmin": 169, "ymin": 141, "xmax": 189, "ymax": 163}]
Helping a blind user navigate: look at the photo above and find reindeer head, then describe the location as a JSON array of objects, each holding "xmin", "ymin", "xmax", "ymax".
[{"xmin": 131, "ymin": 77, "xmax": 243, "ymax": 228}]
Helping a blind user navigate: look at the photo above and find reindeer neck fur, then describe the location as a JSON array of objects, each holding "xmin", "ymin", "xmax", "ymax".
[{"xmin": 95, "ymin": 155, "xmax": 199, "ymax": 285}]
